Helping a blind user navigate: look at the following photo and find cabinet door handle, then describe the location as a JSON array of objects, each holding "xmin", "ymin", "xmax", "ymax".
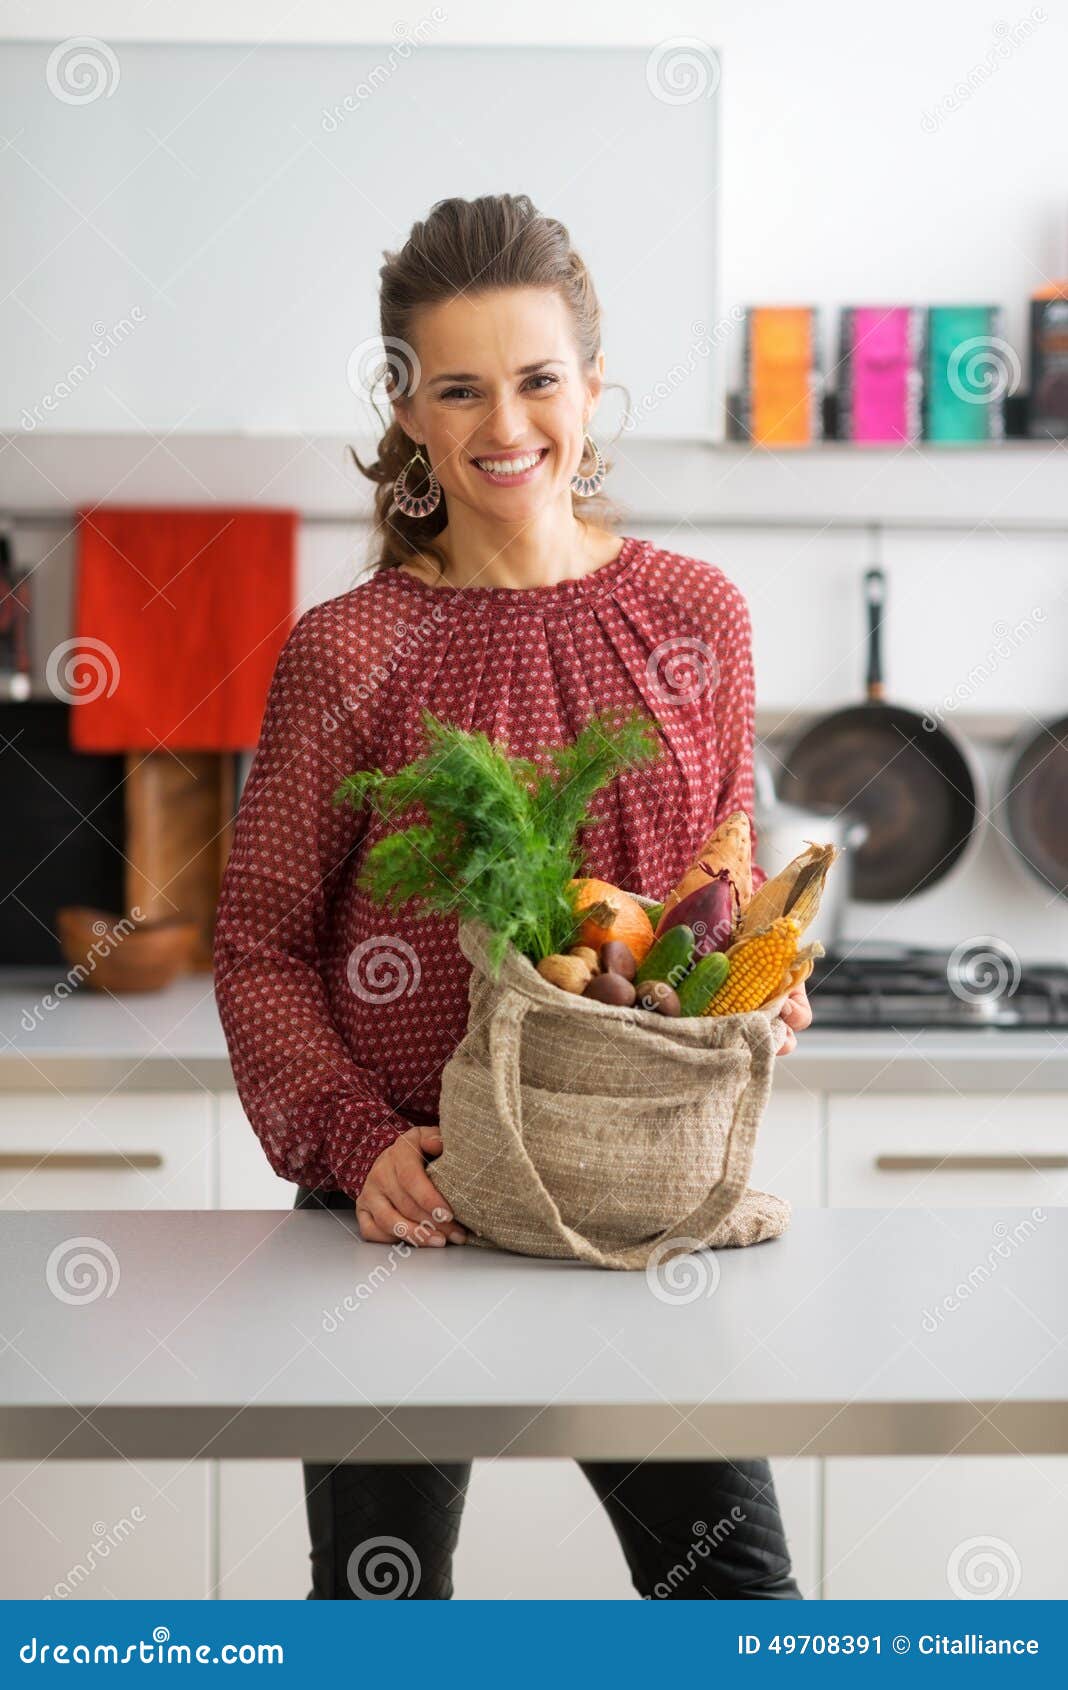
[
  {"xmin": 875, "ymin": 1153, "xmax": 1068, "ymax": 1173},
  {"xmin": 0, "ymin": 1152, "xmax": 163, "ymax": 1171}
]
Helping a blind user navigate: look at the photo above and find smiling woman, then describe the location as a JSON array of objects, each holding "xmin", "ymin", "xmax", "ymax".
[
  {"xmin": 350, "ymin": 194, "xmax": 627, "ymax": 591},
  {"xmin": 213, "ymin": 192, "xmax": 803, "ymax": 1602}
]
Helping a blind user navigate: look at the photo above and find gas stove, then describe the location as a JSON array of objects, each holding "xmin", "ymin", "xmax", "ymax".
[{"xmin": 807, "ymin": 941, "xmax": 1068, "ymax": 1029}]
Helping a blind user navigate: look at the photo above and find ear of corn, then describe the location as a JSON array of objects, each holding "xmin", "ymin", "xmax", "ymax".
[
  {"xmin": 703, "ymin": 917, "xmax": 801, "ymax": 1016},
  {"xmin": 734, "ymin": 842, "xmax": 839, "ymax": 943}
]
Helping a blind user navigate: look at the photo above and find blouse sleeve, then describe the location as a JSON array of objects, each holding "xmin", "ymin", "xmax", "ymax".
[
  {"xmin": 712, "ymin": 579, "xmax": 768, "ymax": 892},
  {"xmin": 212, "ymin": 605, "xmax": 411, "ymax": 1200}
]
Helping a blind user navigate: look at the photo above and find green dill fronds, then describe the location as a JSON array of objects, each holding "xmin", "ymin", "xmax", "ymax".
[{"xmin": 333, "ymin": 705, "xmax": 663, "ymax": 974}]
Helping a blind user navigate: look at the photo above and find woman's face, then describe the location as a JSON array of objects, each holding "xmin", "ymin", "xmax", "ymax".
[{"xmin": 394, "ymin": 286, "xmax": 604, "ymax": 524}]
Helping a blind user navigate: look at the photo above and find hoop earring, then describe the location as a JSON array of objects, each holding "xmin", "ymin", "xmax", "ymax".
[
  {"xmin": 570, "ymin": 432, "xmax": 606, "ymax": 498},
  {"xmin": 393, "ymin": 446, "xmax": 441, "ymax": 518}
]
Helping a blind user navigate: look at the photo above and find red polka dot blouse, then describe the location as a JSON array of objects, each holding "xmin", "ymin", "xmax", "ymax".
[{"xmin": 212, "ymin": 535, "xmax": 768, "ymax": 1202}]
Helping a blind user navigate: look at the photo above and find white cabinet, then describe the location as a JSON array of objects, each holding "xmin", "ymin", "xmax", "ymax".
[
  {"xmin": 0, "ymin": 1094, "xmax": 213, "ymax": 1209},
  {"xmin": 824, "ymin": 1093, "xmax": 1068, "ymax": 1600},
  {"xmin": 752, "ymin": 1089, "xmax": 824, "ymax": 1209},
  {"xmin": 216, "ymin": 1461, "xmax": 311, "ymax": 1600},
  {"xmin": 217, "ymin": 1094, "xmax": 298, "ymax": 1211},
  {"xmin": 827, "ymin": 1093, "xmax": 1068, "ymax": 1209},
  {"xmin": 0, "ymin": 1461, "xmax": 212, "ymax": 1600},
  {"xmin": 0, "ymin": 1094, "xmax": 213, "ymax": 1599},
  {"xmin": 825, "ymin": 1457, "xmax": 1066, "ymax": 1600}
]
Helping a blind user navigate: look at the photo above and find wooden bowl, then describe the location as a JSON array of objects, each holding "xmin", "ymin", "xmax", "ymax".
[{"xmin": 56, "ymin": 906, "xmax": 199, "ymax": 993}]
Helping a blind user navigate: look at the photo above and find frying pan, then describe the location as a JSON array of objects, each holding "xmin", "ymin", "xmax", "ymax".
[
  {"xmin": 777, "ymin": 568, "xmax": 986, "ymax": 901},
  {"xmin": 1001, "ymin": 713, "xmax": 1068, "ymax": 898}
]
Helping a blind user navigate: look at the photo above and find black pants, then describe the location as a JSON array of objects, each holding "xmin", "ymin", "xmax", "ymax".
[{"xmin": 294, "ymin": 1184, "xmax": 803, "ymax": 1601}]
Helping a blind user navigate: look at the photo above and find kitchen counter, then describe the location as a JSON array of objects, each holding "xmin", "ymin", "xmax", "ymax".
[
  {"xmin": 1, "ymin": 1206, "xmax": 1066, "ymax": 1462},
  {"xmin": 1, "ymin": 975, "xmax": 1066, "ymax": 1094}
]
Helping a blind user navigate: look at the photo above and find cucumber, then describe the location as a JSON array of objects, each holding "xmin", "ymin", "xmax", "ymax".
[
  {"xmin": 677, "ymin": 951, "xmax": 730, "ymax": 1016},
  {"xmin": 635, "ymin": 924, "xmax": 694, "ymax": 988},
  {"xmin": 643, "ymin": 900, "xmax": 666, "ymax": 933}
]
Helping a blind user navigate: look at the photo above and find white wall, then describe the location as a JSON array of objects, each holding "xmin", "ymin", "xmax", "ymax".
[{"xmin": 6, "ymin": 0, "xmax": 1067, "ymax": 387}]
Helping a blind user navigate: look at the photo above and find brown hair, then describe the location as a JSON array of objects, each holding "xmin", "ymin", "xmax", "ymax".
[{"xmin": 351, "ymin": 193, "xmax": 628, "ymax": 578}]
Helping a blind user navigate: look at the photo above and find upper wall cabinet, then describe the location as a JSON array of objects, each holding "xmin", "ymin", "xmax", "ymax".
[{"xmin": 1, "ymin": 43, "xmax": 720, "ymax": 439}]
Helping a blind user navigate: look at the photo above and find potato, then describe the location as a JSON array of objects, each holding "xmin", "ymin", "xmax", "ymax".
[
  {"xmin": 634, "ymin": 980, "xmax": 682, "ymax": 1017},
  {"xmin": 569, "ymin": 945, "xmax": 601, "ymax": 974},
  {"xmin": 600, "ymin": 939, "xmax": 637, "ymax": 980},
  {"xmin": 537, "ymin": 953, "xmax": 593, "ymax": 994},
  {"xmin": 584, "ymin": 971, "xmax": 636, "ymax": 1007}
]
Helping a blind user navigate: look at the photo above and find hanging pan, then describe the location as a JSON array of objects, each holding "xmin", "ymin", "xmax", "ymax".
[
  {"xmin": 777, "ymin": 567, "xmax": 986, "ymax": 901},
  {"xmin": 1001, "ymin": 713, "xmax": 1068, "ymax": 898}
]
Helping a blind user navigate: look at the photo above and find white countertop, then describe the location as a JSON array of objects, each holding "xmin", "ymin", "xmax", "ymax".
[
  {"xmin": 0, "ymin": 980, "xmax": 1061, "ymax": 1095},
  {"xmin": 1, "ymin": 973, "xmax": 1065, "ymax": 1094},
  {"xmin": 2, "ymin": 1206, "xmax": 1066, "ymax": 1461}
]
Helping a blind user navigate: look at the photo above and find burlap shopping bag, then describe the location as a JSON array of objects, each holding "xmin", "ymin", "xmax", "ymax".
[{"xmin": 433, "ymin": 897, "xmax": 790, "ymax": 1271}]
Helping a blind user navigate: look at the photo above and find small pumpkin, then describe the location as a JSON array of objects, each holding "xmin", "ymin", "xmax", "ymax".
[{"xmin": 568, "ymin": 878, "xmax": 655, "ymax": 965}]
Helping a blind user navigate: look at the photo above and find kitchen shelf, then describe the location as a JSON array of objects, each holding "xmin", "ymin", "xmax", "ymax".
[{"xmin": 4, "ymin": 431, "xmax": 1068, "ymax": 531}]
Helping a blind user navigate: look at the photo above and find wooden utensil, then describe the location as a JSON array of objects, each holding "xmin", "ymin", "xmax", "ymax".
[{"xmin": 124, "ymin": 751, "xmax": 237, "ymax": 971}]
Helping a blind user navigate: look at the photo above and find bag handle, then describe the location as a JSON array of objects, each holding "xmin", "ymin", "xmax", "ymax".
[{"xmin": 486, "ymin": 987, "xmax": 775, "ymax": 1272}]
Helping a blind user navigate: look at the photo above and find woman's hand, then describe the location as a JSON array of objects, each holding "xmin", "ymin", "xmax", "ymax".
[
  {"xmin": 356, "ymin": 1124, "xmax": 468, "ymax": 1247},
  {"xmin": 775, "ymin": 979, "xmax": 813, "ymax": 1055}
]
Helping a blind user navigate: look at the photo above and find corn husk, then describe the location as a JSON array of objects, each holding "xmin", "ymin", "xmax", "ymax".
[{"xmin": 734, "ymin": 841, "xmax": 839, "ymax": 944}]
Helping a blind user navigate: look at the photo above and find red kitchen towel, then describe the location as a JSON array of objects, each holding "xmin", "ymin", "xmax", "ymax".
[{"xmin": 70, "ymin": 507, "xmax": 296, "ymax": 752}]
